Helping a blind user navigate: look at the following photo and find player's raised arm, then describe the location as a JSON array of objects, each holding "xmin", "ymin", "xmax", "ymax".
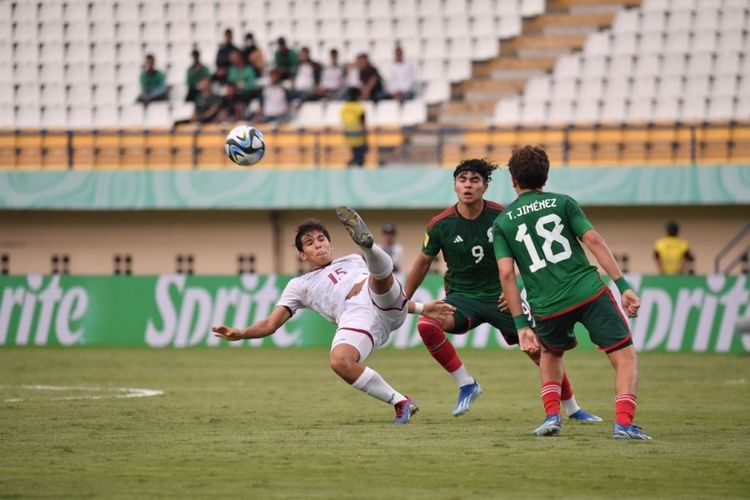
[
  {"xmin": 404, "ymin": 252, "xmax": 434, "ymax": 299},
  {"xmin": 581, "ymin": 230, "xmax": 640, "ymax": 317},
  {"xmin": 212, "ymin": 306, "xmax": 292, "ymax": 341}
]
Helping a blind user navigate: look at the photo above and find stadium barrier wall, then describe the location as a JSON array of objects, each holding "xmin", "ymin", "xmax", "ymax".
[
  {"xmin": 1, "ymin": 165, "xmax": 750, "ymax": 209},
  {"xmin": 1, "ymin": 274, "xmax": 748, "ymax": 353}
]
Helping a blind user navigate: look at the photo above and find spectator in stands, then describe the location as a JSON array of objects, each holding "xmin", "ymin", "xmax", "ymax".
[
  {"xmin": 317, "ymin": 49, "xmax": 345, "ymax": 99},
  {"xmin": 274, "ymin": 37, "xmax": 299, "ymax": 82},
  {"xmin": 385, "ymin": 46, "xmax": 416, "ymax": 101},
  {"xmin": 257, "ymin": 68, "xmax": 292, "ymax": 123},
  {"xmin": 228, "ymin": 48, "xmax": 257, "ymax": 104},
  {"xmin": 216, "ymin": 28, "xmax": 239, "ymax": 71},
  {"xmin": 178, "ymin": 76, "xmax": 220, "ymax": 124},
  {"xmin": 356, "ymin": 53, "xmax": 384, "ymax": 101},
  {"xmin": 136, "ymin": 54, "xmax": 169, "ymax": 105},
  {"xmin": 219, "ymin": 82, "xmax": 245, "ymax": 123},
  {"xmin": 186, "ymin": 49, "xmax": 211, "ymax": 103},
  {"xmin": 341, "ymin": 87, "xmax": 368, "ymax": 167},
  {"xmin": 654, "ymin": 221, "xmax": 695, "ymax": 275},
  {"xmin": 243, "ymin": 32, "xmax": 265, "ymax": 78},
  {"xmin": 381, "ymin": 224, "xmax": 404, "ymax": 273},
  {"xmin": 292, "ymin": 47, "xmax": 322, "ymax": 103}
]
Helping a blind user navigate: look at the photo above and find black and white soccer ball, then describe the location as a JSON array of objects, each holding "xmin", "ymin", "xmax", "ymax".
[{"xmin": 225, "ymin": 125, "xmax": 266, "ymax": 167}]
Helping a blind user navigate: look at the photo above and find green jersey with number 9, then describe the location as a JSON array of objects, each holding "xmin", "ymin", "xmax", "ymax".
[
  {"xmin": 423, "ymin": 201, "xmax": 505, "ymax": 300},
  {"xmin": 492, "ymin": 191, "xmax": 604, "ymax": 318}
]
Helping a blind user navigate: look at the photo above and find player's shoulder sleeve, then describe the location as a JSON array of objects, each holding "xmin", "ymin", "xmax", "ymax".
[
  {"xmin": 485, "ymin": 200, "xmax": 506, "ymax": 214},
  {"xmin": 492, "ymin": 217, "xmax": 513, "ymax": 260},
  {"xmin": 562, "ymin": 194, "xmax": 594, "ymax": 238},
  {"xmin": 276, "ymin": 277, "xmax": 304, "ymax": 314},
  {"xmin": 423, "ymin": 206, "xmax": 454, "ymax": 256}
]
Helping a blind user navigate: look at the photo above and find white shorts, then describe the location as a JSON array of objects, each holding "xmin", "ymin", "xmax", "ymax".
[{"xmin": 331, "ymin": 278, "xmax": 408, "ymax": 362}]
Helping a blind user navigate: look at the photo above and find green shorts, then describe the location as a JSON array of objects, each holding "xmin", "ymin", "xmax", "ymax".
[
  {"xmin": 533, "ymin": 287, "xmax": 632, "ymax": 354},
  {"xmin": 444, "ymin": 294, "xmax": 518, "ymax": 345}
]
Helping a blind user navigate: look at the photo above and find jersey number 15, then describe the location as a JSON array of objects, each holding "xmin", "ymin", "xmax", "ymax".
[{"xmin": 515, "ymin": 214, "xmax": 572, "ymax": 272}]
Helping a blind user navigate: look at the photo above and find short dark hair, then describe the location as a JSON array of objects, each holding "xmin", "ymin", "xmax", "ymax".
[
  {"xmin": 507, "ymin": 145, "xmax": 550, "ymax": 190},
  {"xmin": 346, "ymin": 86, "xmax": 360, "ymax": 101},
  {"xmin": 453, "ymin": 158, "xmax": 498, "ymax": 183},
  {"xmin": 191, "ymin": 49, "xmax": 200, "ymax": 59},
  {"xmin": 294, "ymin": 219, "xmax": 331, "ymax": 251},
  {"xmin": 666, "ymin": 221, "xmax": 679, "ymax": 236}
]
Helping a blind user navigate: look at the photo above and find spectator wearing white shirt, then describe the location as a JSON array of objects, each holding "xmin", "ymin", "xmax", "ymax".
[
  {"xmin": 317, "ymin": 49, "xmax": 346, "ymax": 99},
  {"xmin": 385, "ymin": 46, "xmax": 416, "ymax": 101},
  {"xmin": 258, "ymin": 68, "xmax": 292, "ymax": 123},
  {"xmin": 292, "ymin": 47, "xmax": 322, "ymax": 103}
]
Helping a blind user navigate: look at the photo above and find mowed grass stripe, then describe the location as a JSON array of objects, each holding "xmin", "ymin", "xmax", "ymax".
[{"xmin": 1, "ymin": 348, "xmax": 748, "ymax": 499}]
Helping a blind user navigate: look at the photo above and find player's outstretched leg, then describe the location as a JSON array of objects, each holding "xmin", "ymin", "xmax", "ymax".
[
  {"xmin": 336, "ymin": 206, "xmax": 373, "ymax": 248},
  {"xmin": 417, "ymin": 317, "xmax": 482, "ymax": 416}
]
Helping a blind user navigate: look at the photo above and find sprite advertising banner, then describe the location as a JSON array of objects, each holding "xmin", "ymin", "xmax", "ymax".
[{"xmin": 0, "ymin": 274, "xmax": 748, "ymax": 353}]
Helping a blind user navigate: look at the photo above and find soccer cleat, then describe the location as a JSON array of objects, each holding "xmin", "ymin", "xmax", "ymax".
[
  {"xmin": 452, "ymin": 381, "xmax": 483, "ymax": 417},
  {"xmin": 336, "ymin": 206, "xmax": 374, "ymax": 249},
  {"xmin": 533, "ymin": 414, "xmax": 562, "ymax": 436},
  {"xmin": 568, "ymin": 409, "xmax": 604, "ymax": 423},
  {"xmin": 393, "ymin": 397, "xmax": 419, "ymax": 424},
  {"xmin": 613, "ymin": 423, "xmax": 652, "ymax": 440}
]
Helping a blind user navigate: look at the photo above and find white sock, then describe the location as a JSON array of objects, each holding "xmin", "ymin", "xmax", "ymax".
[
  {"xmin": 352, "ymin": 366, "xmax": 406, "ymax": 405},
  {"xmin": 450, "ymin": 364, "xmax": 475, "ymax": 387},
  {"xmin": 360, "ymin": 243, "xmax": 393, "ymax": 280},
  {"xmin": 562, "ymin": 396, "xmax": 581, "ymax": 417}
]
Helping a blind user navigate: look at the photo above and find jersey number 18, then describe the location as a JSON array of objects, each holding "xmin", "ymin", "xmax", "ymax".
[{"xmin": 515, "ymin": 214, "xmax": 572, "ymax": 272}]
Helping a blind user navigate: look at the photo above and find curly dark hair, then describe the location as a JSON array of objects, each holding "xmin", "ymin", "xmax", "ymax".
[
  {"xmin": 294, "ymin": 219, "xmax": 331, "ymax": 251},
  {"xmin": 507, "ymin": 145, "xmax": 549, "ymax": 190},
  {"xmin": 452, "ymin": 158, "xmax": 499, "ymax": 183}
]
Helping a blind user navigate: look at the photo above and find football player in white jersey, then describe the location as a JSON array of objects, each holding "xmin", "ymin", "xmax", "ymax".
[{"xmin": 212, "ymin": 207, "xmax": 455, "ymax": 424}]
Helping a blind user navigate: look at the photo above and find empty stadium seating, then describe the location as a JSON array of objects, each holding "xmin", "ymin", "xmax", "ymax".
[
  {"xmin": 2, "ymin": 0, "xmax": 542, "ymax": 130},
  {"xmin": 493, "ymin": 0, "xmax": 750, "ymax": 125}
]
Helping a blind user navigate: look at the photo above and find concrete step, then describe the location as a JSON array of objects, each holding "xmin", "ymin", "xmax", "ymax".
[
  {"xmin": 472, "ymin": 57, "xmax": 556, "ymax": 79},
  {"xmin": 525, "ymin": 12, "xmax": 615, "ymax": 36},
  {"xmin": 547, "ymin": 0, "xmax": 641, "ymax": 15},
  {"xmin": 502, "ymin": 34, "xmax": 588, "ymax": 59},
  {"xmin": 442, "ymin": 100, "xmax": 497, "ymax": 115}
]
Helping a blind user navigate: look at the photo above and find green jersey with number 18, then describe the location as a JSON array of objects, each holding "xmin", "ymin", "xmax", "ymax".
[
  {"xmin": 492, "ymin": 191, "xmax": 604, "ymax": 318},
  {"xmin": 423, "ymin": 201, "xmax": 505, "ymax": 300}
]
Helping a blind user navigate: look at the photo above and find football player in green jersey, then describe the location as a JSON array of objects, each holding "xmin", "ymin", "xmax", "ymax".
[
  {"xmin": 404, "ymin": 158, "xmax": 601, "ymax": 422},
  {"xmin": 493, "ymin": 146, "xmax": 650, "ymax": 440}
]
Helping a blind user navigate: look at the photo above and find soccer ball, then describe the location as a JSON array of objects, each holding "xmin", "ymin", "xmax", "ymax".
[{"xmin": 225, "ymin": 125, "xmax": 266, "ymax": 167}]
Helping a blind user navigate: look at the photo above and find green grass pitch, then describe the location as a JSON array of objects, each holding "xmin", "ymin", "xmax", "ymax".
[{"xmin": 1, "ymin": 347, "xmax": 748, "ymax": 499}]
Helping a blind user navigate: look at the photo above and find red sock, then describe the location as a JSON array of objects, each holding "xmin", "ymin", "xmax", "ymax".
[
  {"xmin": 528, "ymin": 351, "xmax": 573, "ymax": 401},
  {"xmin": 541, "ymin": 382, "xmax": 562, "ymax": 416},
  {"xmin": 615, "ymin": 394, "xmax": 637, "ymax": 426},
  {"xmin": 560, "ymin": 373, "xmax": 573, "ymax": 401},
  {"xmin": 417, "ymin": 317, "xmax": 462, "ymax": 373}
]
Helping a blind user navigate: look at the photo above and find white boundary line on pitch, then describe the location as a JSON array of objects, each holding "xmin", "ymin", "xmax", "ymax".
[{"xmin": 0, "ymin": 385, "xmax": 164, "ymax": 402}]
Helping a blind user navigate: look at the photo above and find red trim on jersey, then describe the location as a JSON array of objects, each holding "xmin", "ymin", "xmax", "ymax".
[
  {"xmin": 485, "ymin": 200, "xmax": 506, "ymax": 212},
  {"xmin": 336, "ymin": 327, "xmax": 375, "ymax": 349},
  {"xmin": 369, "ymin": 280, "xmax": 408, "ymax": 312},
  {"xmin": 537, "ymin": 285, "xmax": 607, "ymax": 320},
  {"xmin": 427, "ymin": 205, "xmax": 458, "ymax": 230}
]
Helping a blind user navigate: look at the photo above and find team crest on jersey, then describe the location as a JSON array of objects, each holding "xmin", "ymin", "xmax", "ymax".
[{"xmin": 423, "ymin": 232, "xmax": 429, "ymax": 248}]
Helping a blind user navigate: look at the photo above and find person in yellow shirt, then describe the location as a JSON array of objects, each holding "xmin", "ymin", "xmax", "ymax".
[
  {"xmin": 340, "ymin": 87, "xmax": 368, "ymax": 167},
  {"xmin": 654, "ymin": 221, "xmax": 694, "ymax": 274}
]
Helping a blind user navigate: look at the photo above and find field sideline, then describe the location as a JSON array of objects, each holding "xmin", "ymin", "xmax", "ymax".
[{"xmin": 1, "ymin": 347, "xmax": 748, "ymax": 499}]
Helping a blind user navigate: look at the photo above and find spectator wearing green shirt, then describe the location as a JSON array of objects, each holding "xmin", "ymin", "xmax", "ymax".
[
  {"xmin": 228, "ymin": 49, "xmax": 257, "ymax": 104},
  {"xmin": 274, "ymin": 37, "xmax": 299, "ymax": 82},
  {"xmin": 186, "ymin": 49, "xmax": 210, "ymax": 103},
  {"xmin": 137, "ymin": 54, "xmax": 169, "ymax": 105}
]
